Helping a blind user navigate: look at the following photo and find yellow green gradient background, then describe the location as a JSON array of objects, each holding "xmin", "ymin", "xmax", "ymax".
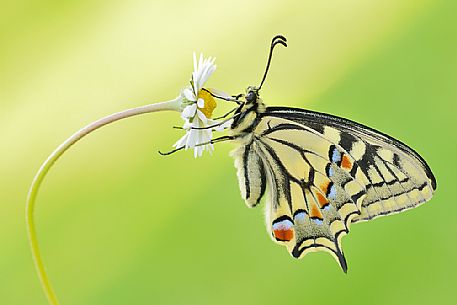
[{"xmin": 1, "ymin": 0, "xmax": 456, "ymax": 304}]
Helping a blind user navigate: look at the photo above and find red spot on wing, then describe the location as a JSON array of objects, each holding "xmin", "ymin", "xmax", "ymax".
[
  {"xmin": 273, "ymin": 228, "xmax": 294, "ymax": 241},
  {"xmin": 341, "ymin": 154, "xmax": 352, "ymax": 170}
]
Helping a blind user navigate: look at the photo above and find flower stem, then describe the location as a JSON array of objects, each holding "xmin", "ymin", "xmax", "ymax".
[{"xmin": 26, "ymin": 98, "xmax": 181, "ymax": 305}]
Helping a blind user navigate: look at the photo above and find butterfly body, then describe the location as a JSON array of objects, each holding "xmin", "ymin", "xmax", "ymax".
[{"xmin": 229, "ymin": 87, "xmax": 436, "ymax": 272}]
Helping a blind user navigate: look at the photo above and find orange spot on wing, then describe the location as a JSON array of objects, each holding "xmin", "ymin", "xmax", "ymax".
[
  {"xmin": 273, "ymin": 228, "xmax": 294, "ymax": 241},
  {"xmin": 321, "ymin": 181, "xmax": 330, "ymax": 194},
  {"xmin": 316, "ymin": 192, "xmax": 329, "ymax": 208},
  {"xmin": 341, "ymin": 154, "xmax": 352, "ymax": 169},
  {"xmin": 310, "ymin": 203, "xmax": 323, "ymax": 220}
]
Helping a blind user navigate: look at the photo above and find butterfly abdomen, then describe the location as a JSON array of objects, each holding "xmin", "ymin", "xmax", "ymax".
[{"xmin": 231, "ymin": 141, "xmax": 267, "ymax": 207}]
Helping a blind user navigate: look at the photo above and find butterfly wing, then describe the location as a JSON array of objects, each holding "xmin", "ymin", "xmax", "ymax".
[{"xmin": 232, "ymin": 106, "xmax": 436, "ymax": 272}]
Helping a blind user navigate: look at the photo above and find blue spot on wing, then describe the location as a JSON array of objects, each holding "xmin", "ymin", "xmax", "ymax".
[
  {"xmin": 332, "ymin": 148, "xmax": 341, "ymax": 163},
  {"xmin": 294, "ymin": 211, "xmax": 306, "ymax": 223},
  {"xmin": 328, "ymin": 184, "xmax": 337, "ymax": 199},
  {"xmin": 313, "ymin": 219, "xmax": 323, "ymax": 225},
  {"xmin": 328, "ymin": 166, "xmax": 334, "ymax": 177}
]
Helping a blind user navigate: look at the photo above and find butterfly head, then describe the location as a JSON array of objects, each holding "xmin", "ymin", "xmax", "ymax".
[
  {"xmin": 245, "ymin": 86, "xmax": 260, "ymax": 105},
  {"xmin": 237, "ymin": 86, "xmax": 265, "ymax": 114}
]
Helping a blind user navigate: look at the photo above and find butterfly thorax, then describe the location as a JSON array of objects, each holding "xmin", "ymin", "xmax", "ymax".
[{"xmin": 229, "ymin": 87, "xmax": 266, "ymax": 144}]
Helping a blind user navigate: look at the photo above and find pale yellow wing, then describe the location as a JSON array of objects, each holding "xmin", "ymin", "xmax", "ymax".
[{"xmin": 232, "ymin": 106, "xmax": 436, "ymax": 272}]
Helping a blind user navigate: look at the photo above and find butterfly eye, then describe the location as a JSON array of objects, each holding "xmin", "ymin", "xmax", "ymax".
[{"xmin": 245, "ymin": 91, "xmax": 257, "ymax": 103}]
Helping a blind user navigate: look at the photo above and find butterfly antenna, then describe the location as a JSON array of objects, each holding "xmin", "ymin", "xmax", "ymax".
[{"xmin": 258, "ymin": 35, "xmax": 287, "ymax": 90}]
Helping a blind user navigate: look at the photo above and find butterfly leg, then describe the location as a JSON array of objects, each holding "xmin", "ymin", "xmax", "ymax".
[
  {"xmin": 213, "ymin": 108, "xmax": 237, "ymax": 120},
  {"xmin": 209, "ymin": 135, "xmax": 237, "ymax": 144},
  {"xmin": 158, "ymin": 135, "xmax": 236, "ymax": 156},
  {"xmin": 158, "ymin": 146, "xmax": 185, "ymax": 156},
  {"xmin": 202, "ymin": 88, "xmax": 243, "ymax": 105},
  {"xmin": 188, "ymin": 115, "xmax": 237, "ymax": 130}
]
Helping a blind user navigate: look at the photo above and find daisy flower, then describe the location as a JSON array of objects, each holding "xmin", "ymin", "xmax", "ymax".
[{"xmin": 174, "ymin": 53, "xmax": 232, "ymax": 157}]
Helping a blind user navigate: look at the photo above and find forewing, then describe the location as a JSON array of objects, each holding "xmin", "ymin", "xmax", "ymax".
[{"xmin": 265, "ymin": 107, "xmax": 436, "ymax": 221}]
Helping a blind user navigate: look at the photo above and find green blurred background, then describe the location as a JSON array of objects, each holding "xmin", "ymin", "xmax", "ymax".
[{"xmin": 1, "ymin": 0, "xmax": 456, "ymax": 304}]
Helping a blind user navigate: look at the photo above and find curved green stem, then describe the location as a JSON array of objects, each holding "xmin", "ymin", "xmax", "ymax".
[{"xmin": 26, "ymin": 98, "xmax": 181, "ymax": 305}]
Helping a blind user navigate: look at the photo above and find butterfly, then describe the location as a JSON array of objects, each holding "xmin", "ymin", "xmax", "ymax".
[{"xmin": 167, "ymin": 35, "xmax": 437, "ymax": 272}]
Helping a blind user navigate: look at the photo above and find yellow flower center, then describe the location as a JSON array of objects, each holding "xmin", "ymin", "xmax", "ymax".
[{"xmin": 197, "ymin": 90, "xmax": 217, "ymax": 118}]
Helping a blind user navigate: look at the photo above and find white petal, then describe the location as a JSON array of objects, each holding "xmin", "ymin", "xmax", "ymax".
[
  {"xmin": 191, "ymin": 116, "xmax": 203, "ymax": 128},
  {"xmin": 200, "ymin": 62, "xmax": 215, "ymax": 86},
  {"xmin": 203, "ymin": 132, "xmax": 212, "ymax": 145},
  {"xmin": 199, "ymin": 53, "xmax": 204, "ymax": 72},
  {"xmin": 194, "ymin": 146, "xmax": 203, "ymax": 158},
  {"xmin": 196, "ymin": 109, "xmax": 207, "ymax": 123},
  {"xmin": 182, "ymin": 120, "xmax": 192, "ymax": 130},
  {"xmin": 206, "ymin": 144, "xmax": 214, "ymax": 156},
  {"xmin": 194, "ymin": 74, "xmax": 202, "ymax": 93},
  {"xmin": 186, "ymin": 129, "xmax": 198, "ymax": 148},
  {"xmin": 181, "ymin": 104, "xmax": 197, "ymax": 119},
  {"xmin": 183, "ymin": 88, "xmax": 196, "ymax": 101},
  {"xmin": 192, "ymin": 71, "xmax": 198, "ymax": 90},
  {"xmin": 192, "ymin": 77, "xmax": 199, "ymax": 97},
  {"xmin": 173, "ymin": 133, "xmax": 188, "ymax": 148},
  {"xmin": 197, "ymin": 98, "xmax": 205, "ymax": 108}
]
